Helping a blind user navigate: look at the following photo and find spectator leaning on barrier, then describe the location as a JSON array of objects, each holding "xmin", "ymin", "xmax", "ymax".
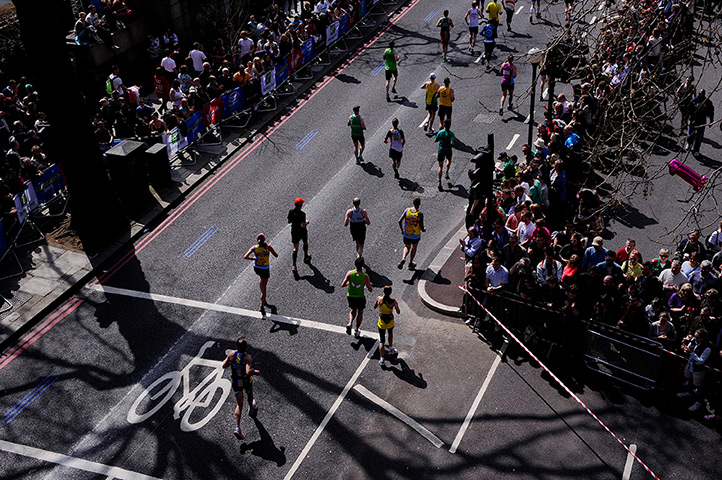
[
  {"xmin": 460, "ymin": 227, "xmax": 482, "ymax": 262},
  {"xmin": 486, "ymin": 256, "xmax": 509, "ymax": 293},
  {"xmin": 536, "ymin": 247, "xmax": 562, "ymax": 285}
]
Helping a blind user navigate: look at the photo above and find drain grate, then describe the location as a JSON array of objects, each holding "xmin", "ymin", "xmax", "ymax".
[{"xmin": 0, "ymin": 291, "xmax": 33, "ymax": 320}]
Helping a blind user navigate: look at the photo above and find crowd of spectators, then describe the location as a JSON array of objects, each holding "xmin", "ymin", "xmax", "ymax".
[
  {"xmin": 74, "ymin": 1, "xmax": 135, "ymax": 46},
  {"xmin": 0, "ymin": 79, "xmax": 52, "ymax": 232},
  {"xmin": 460, "ymin": 0, "xmax": 721, "ymax": 416},
  {"xmin": 96, "ymin": 1, "xmax": 365, "ymax": 149}
]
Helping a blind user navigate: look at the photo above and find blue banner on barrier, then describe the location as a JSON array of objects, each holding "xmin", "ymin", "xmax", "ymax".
[
  {"xmin": 275, "ymin": 58, "xmax": 290, "ymax": 85},
  {"xmin": 338, "ymin": 14, "xmax": 350, "ymax": 36},
  {"xmin": 302, "ymin": 38, "xmax": 314, "ymax": 65},
  {"xmin": 222, "ymin": 87, "xmax": 245, "ymax": 118},
  {"xmin": 186, "ymin": 111, "xmax": 204, "ymax": 144},
  {"xmin": 31, "ymin": 164, "xmax": 64, "ymax": 205}
]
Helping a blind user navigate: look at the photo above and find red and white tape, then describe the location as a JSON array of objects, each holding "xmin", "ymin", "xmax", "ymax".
[{"xmin": 460, "ymin": 286, "xmax": 661, "ymax": 480}]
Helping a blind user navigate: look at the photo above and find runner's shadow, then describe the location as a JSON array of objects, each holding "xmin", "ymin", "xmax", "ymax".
[
  {"xmin": 359, "ymin": 161, "xmax": 384, "ymax": 177},
  {"xmin": 365, "ymin": 263, "xmax": 392, "ymax": 288},
  {"xmin": 445, "ymin": 183, "xmax": 469, "ymax": 199},
  {"xmin": 392, "ymin": 96, "xmax": 418, "ymax": 108},
  {"xmin": 240, "ymin": 417, "xmax": 287, "ymax": 466},
  {"xmin": 402, "ymin": 269, "xmax": 425, "ymax": 285},
  {"xmin": 351, "ymin": 335, "xmax": 378, "ymax": 353},
  {"xmin": 335, "ymin": 73, "xmax": 361, "ymax": 84},
  {"xmin": 298, "ymin": 263, "xmax": 335, "ymax": 294},
  {"xmin": 501, "ymin": 110, "xmax": 526, "ymax": 123},
  {"xmin": 398, "ymin": 177, "xmax": 420, "ymax": 192},
  {"xmin": 269, "ymin": 318, "xmax": 300, "ymax": 336},
  {"xmin": 453, "ymin": 139, "xmax": 477, "ymax": 155},
  {"xmin": 386, "ymin": 358, "xmax": 427, "ymax": 389}
]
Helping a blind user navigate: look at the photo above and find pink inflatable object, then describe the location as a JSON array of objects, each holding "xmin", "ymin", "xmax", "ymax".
[{"xmin": 668, "ymin": 159, "xmax": 708, "ymax": 191}]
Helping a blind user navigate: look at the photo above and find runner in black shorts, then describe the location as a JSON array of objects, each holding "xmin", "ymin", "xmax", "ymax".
[
  {"xmin": 222, "ymin": 337, "xmax": 260, "ymax": 440},
  {"xmin": 288, "ymin": 197, "xmax": 311, "ymax": 273},
  {"xmin": 344, "ymin": 197, "xmax": 371, "ymax": 257},
  {"xmin": 348, "ymin": 105, "xmax": 367, "ymax": 162},
  {"xmin": 243, "ymin": 233, "xmax": 278, "ymax": 315}
]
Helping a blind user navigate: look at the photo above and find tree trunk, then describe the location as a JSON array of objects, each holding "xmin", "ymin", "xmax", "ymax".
[{"xmin": 12, "ymin": 0, "xmax": 128, "ymax": 253}]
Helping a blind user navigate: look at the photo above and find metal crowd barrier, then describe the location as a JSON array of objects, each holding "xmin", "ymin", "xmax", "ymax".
[{"xmin": 584, "ymin": 326, "xmax": 663, "ymax": 390}]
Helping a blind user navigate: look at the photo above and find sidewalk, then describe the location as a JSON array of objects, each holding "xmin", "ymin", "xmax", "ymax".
[
  {"xmin": 0, "ymin": 3, "xmax": 407, "ymax": 351},
  {"xmin": 417, "ymin": 224, "xmax": 469, "ymax": 318}
]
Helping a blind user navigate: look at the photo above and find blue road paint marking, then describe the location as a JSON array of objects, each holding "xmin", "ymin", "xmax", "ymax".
[
  {"xmin": 3, "ymin": 375, "xmax": 57, "ymax": 424},
  {"xmin": 369, "ymin": 62, "xmax": 385, "ymax": 77},
  {"xmin": 295, "ymin": 130, "xmax": 319, "ymax": 150},
  {"xmin": 183, "ymin": 226, "xmax": 219, "ymax": 258},
  {"xmin": 424, "ymin": 10, "xmax": 438, "ymax": 23}
]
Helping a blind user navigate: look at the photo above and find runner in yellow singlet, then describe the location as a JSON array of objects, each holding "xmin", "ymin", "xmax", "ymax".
[
  {"xmin": 421, "ymin": 73, "xmax": 440, "ymax": 135},
  {"xmin": 436, "ymin": 77, "xmax": 455, "ymax": 132},
  {"xmin": 244, "ymin": 233, "xmax": 278, "ymax": 315},
  {"xmin": 398, "ymin": 197, "xmax": 425, "ymax": 270},
  {"xmin": 374, "ymin": 285, "xmax": 400, "ymax": 366}
]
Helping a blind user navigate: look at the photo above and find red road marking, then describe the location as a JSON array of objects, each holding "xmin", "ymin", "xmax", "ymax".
[{"xmin": 1, "ymin": 0, "xmax": 422, "ymax": 369}]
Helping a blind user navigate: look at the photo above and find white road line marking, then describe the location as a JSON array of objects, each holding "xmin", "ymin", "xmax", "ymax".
[
  {"xmin": 524, "ymin": 114, "xmax": 531, "ymax": 124},
  {"xmin": 622, "ymin": 444, "xmax": 637, "ymax": 480},
  {"xmin": 542, "ymin": 88, "xmax": 548, "ymax": 100},
  {"xmin": 590, "ymin": 16, "xmax": 597, "ymax": 24},
  {"xmin": 419, "ymin": 118, "xmax": 427, "ymax": 128},
  {"xmin": 284, "ymin": 340, "xmax": 379, "ymax": 480},
  {"xmin": 353, "ymin": 384, "xmax": 444, "ymax": 448},
  {"xmin": 506, "ymin": 133, "xmax": 520, "ymax": 151},
  {"xmin": 516, "ymin": 5, "xmax": 524, "ymax": 14},
  {"xmin": 84, "ymin": 284, "xmax": 364, "ymax": 337},
  {"xmin": 599, "ymin": 3, "xmax": 604, "ymax": 10},
  {"xmin": 474, "ymin": 53, "xmax": 484, "ymax": 64},
  {"xmin": 449, "ymin": 342, "xmax": 508, "ymax": 454},
  {"xmin": 0, "ymin": 439, "xmax": 162, "ymax": 480}
]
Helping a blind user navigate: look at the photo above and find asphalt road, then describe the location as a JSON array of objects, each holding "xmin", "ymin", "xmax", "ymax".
[{"xmin": 1, "ymin": 1, "xmax": 721, "ymax": 479}]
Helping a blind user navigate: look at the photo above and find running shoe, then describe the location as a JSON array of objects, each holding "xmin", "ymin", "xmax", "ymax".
[
  {"xmin": 689, "ymin": 401, "xmax": 702, "ymax": 412},
  {"xmin": 677, "ymin": 391, "xmax": 693, "ymax": 398},
  {"xmin": 234, "ymin": 426, "xmax": 244, "ymax": 439},
  {"xmin": 398, "ymin": 259, "xmax": 405, "ymax": 269},
  {"xmin": 358, "ymin": 154, "xmax": 364, "ymax": 162},
  {"xmin": 423, "ymin": 122, "xmax": 428, "ymax": 131},
  {"xmin": 346, "ymin": 323, "xmax": 352, "ymax": 335},
  {"xmin": 391, "ymin": 87, "xmax": 397, "ymax": 94},
  {"xmin": 704, "ymin": 414, "xmax": 720, "ymax": 421},
  {"xmin": 428, "ymin": 127, "xmax": 435, "ymax": 135},
  {"xmin": 386, "ymin": 94, "xmax": 391, "ymax": 102},
  {"xmin": 539, "ymin": 94, "xmax": 544, "ymax": 101},
  {"xmin": 354, "ymin": 329, "xmax": 361, "ymax": 339},
  {"xmin": 304, "ymin": 255, "xmax": 312, "ymax": 264},
  {"xmin": 536, "ymin": 13, "xmax": 541, "ymax": 18},
  {"xmin": 249, "ymin": 400, "xmax": 258, "ymax": 417},
  {"xmin": 394, "ymin": 168, "xmax": 400, "ymax": 179},
  {"xmin": 379, "ymin": 357, "xmax": 385, "ymax": 366},
  {"xmin": 445, "ymin": 171, "xmax": 450, "ymax": 180},
  {"xmin": 442, "ymin": 54, "xmax": 447, "ymax": 62},
  {"xmin": 408, "ymin": 262, "xmax": 416, "ymax": 270},
  {"xmin": 387, "ymin": 346, "xmax": 398, "ymax": 355},
  {"xmin": 438, "ymin": 182, "xmax": 443, "ymax": 191},
  {"xmin": 291, "ymin": 265, "xmax": 297, "ymax": 273},
  {"xmin": 507, "ymin": 26, "xmax": 512, "ymax": 32},
  {"xmin": 499, "ymin": 108, "xmax": 503, "ymax": 116},
  {"xmin": 529, "ymin": 16, "xmax": 533, "ymax": 24},
  {"xmin": 508, "ymin": 103, "xmax": 514, "ymax": 110},
  {"xmin": 260, "ymin": 306, "xmax": 266, "ymax": 316}
]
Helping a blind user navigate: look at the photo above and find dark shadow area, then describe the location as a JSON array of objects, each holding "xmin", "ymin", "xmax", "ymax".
[
  {"xmin": 429, "ymin": 270, "xmax": 451, "ymax": 285},
  {"xmin": 398, "ymin": 177, "xmax": 420, "ymax": 192},
  {"xmin": 351, "ymin": 335, "xmax": 378, "ymax": 353},
  {"xmin": 297, "ymin": 262, "xmax": 335, "ymax": 294},
  {"xmin": 402, "ymin": 269, "xmax": 425, "ymax": 285},
  {"xmin": 240, "ymin": 417, "xmax": 287, "ymax": 467},
  {"xmin": 445, "ymin": 183, "xmax": 469, "ymax": 200},
  {"xmin": 364, "ymin": 264, "xmax": 393, "ymax": 288},
  {"xmin": 269, "ymin": 319, "xmax": 300, "ymax": 336},
  {"xmin": 359, "ymin": 161, "xmax": 384, "ymax": 177},
  {"xmin": 385, "ymin": 357, "xmax": 427, "ymax": 388},
  {"xmin": 501, "ymin": 110, "xmax": 527, "ymax": 123},
  {"xmin": 453, "ymin": 139, "xmax": 477, "ymax": 155},
  {"xmin": 335, "ymin": 73, "xmax": 361, "ymax": 84},
  {"xmin": 610, "ymin": 202, "xmax": 658, "ymax": 229}
]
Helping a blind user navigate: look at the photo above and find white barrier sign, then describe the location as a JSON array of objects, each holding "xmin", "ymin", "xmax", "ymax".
[
  {"xmin": 326, "ymin": 20, "xmax": 339, "ymax": 46},
  {"xmin": 14, "ymin": 182, "xmax": 39, "ymax": 224},
  {"xmin": 261, "ymin": 70, "xmax": 276, "ymax": 96}
]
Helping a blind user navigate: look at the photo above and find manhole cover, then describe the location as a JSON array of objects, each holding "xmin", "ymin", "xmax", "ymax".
[
  {"xmin": 473, "ymin": 113, "xmax": 496, "ymax": 124},
  {"xmin": 0, "ymin": 291, "xmax": 32, "ymax": 320}
]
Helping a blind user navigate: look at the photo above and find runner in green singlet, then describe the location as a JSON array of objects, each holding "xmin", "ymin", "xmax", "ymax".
[
  {"xmin": 347, "ymin": 105, "xmax": 367, "ymax": 162},
  {"xmin": 384, "ymin": 41, "xmax": 400, "ymax": 102},
  {"xmin": 341, "ymin": 257, "xmax": 373, "ymax": 338}
]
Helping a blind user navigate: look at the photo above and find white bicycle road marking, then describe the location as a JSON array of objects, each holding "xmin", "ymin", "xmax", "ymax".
[
  {"xmin": 127, "ymin": 341, "xmax": 232, "ymax": 432},
  {"xmin": 0, "ymin": 439, "xmax": 162, "ymax": 480},
  {"xmin": 353, "ymin": 384, "xmax": 444, "ymax": 448}
]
